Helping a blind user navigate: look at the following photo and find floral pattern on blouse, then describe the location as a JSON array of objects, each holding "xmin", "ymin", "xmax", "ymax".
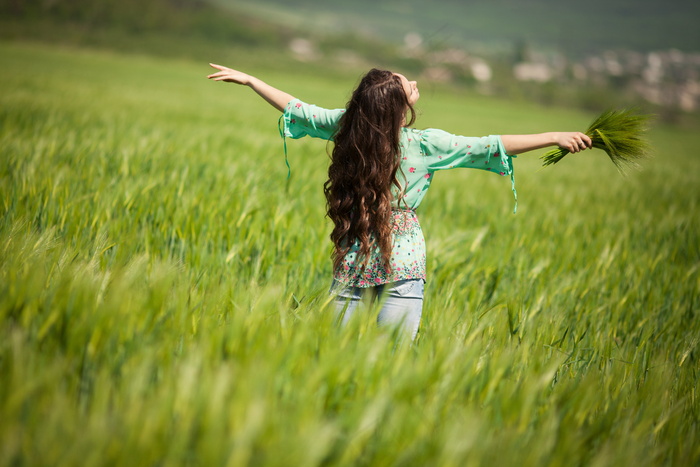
[
  {"xmin": 282, "ymin": 99, "xmax": 515, "ymax": 288},
  {"xmin": 334, "ymin": 209, "xmax": 426, "ymax": 287}
]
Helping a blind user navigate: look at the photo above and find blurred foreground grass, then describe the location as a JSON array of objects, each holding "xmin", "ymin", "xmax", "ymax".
[{"xmin": 1, "ymin": 42, "xmax": 699, "ymax": 466}]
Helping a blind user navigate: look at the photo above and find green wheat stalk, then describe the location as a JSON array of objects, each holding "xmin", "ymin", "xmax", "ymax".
[{"xmin": 541, "ymin": 109, "xmax": 653, "ymax": 171}]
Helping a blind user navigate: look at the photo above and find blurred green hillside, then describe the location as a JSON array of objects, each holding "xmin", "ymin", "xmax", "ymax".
[
  {"xmin": 226, "ymin": 0, "xmax": 700, "ymax": 56},
  {"xmin": 0, "ymin": 0, "xmax": 427, "ymax": 92},
  {"xmin": 0, "ymin": 0, "xmax": 290, "ymax": 57},
  {"xmin": 2, "ymin": 0, "xmax": 699, "ymax": 122},
  {"xmin": 5, "ymin": 0, "xmax": 698, "ymax": 57},
  {"xmin": 0, "ymin": 0, "xmax": 408, "ymax": 68}
]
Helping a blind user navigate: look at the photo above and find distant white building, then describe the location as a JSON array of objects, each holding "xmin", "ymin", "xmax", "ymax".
[
  {"xmin": 289, "ymin": 38, "xmax": 319, "ymax": 61},
  {"xmin": 513, "ymin": 62, "xmax": 552, "ymax": 82},
  {"xmin": 471, "ymin": 61, "xmax": 492, "ymax": 82}
]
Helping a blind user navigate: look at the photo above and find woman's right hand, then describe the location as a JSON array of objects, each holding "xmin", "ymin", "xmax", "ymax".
[
  {"xmin": 207, "ymin": 63, "xmax": 252, "ymax": 85},
  {"xmin": 207, "ymin": 63, "xmax": 295, "ymax": 112}
]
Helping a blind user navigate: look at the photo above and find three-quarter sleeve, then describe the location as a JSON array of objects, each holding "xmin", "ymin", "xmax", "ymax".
[
  {"xmin": 282, "ymin": 98, "xmax": 345, "ymax": 140},
  {"xmin": 420, "ymin": 129, "xmax": 514, "ymax": 176},
  {"xmin": 419, "ymin": 128, "xmax": 517, "ymax": 212}
]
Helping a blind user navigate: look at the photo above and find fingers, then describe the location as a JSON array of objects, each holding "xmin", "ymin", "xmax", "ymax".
[
  {"xmin": 206, "ymin": 63, "xmax": 249, "ymax": 85},
  {"xmin": 578, "ymin": 133, "xmax": 592, "ymax": 150},
  {"xmin": 554, "ymin": 132, "xmax": 593, "ymax": 153},
  {"xmin": 569, "ymin": 132, "xmax": 592, "ymax": 153},
  {"xmin": 207, "ymin": 63, "xmax": 233, "ymax": 80},
  {"xmin": 207, "ymin": 70, "xmax": 236, "ymax": 81},
  {"xmin": 570, "ymin": 137, "xmax": 583, "ymax": 153},
  {"xmin": 583, "ymin": 134, "xmax": 592, "ymax": 148}
]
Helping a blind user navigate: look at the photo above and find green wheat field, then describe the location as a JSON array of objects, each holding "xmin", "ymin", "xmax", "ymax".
[{"xmin": 1, "ymin": 42, "xmax": 699, "ymax": 466}]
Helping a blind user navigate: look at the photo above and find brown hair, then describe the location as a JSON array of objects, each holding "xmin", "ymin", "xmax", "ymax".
[{"xmin": 324, "ymin": 69, "xmax": 416, "ymax": 273}]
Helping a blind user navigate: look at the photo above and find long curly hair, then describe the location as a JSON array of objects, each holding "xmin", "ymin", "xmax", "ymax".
[{"xmin": 324, "ymin": 69, "xmax": 416, "ymax": 273}]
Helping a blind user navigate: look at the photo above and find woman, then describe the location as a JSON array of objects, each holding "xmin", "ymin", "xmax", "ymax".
[{"xmin": 207, "ymin": 64, "xmax": 591, "ymax": 340}]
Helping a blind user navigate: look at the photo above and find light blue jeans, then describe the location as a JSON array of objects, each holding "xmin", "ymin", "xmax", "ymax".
[{"xmin": 331, "ymin": 279, "xmax": 424, "ymax": 341}]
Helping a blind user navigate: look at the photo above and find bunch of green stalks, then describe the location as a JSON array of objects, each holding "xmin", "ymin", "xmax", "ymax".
[{"xmin": 541, "ymin": 109, "xmax": 653, "ymax": 171}]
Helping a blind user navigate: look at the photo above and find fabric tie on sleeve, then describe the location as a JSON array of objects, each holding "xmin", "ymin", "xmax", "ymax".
[
  {"xmin": 510, "ymin": 165, "xmax": 518, "ymax": 214},
  {"xmin": 278, "ymin": 114, "xmax": 291, "ymax": 179},
  {"xmin": 278, "ymin": 99, "xmax": 346, "ymax": 179}
]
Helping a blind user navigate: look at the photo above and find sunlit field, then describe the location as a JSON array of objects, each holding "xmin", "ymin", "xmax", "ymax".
[{"xmin": 1, "ymin": 42, "xmax": 698, "ymax": 466}]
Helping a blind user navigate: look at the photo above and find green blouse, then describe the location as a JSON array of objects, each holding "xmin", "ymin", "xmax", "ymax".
[{"xmin": 282, "ymin": 99, "xmax": 515, "ymax": 287}]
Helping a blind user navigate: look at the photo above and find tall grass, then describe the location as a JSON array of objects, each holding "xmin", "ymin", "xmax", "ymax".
[{"xmin": 1, "ymin": 42, "xmax": 698, "ymax": 466}]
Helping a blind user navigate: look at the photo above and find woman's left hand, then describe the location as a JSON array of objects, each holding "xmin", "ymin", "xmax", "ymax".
[{"xmin": 554, "ymin": 132, "xmax": 593, "ymax": 153}]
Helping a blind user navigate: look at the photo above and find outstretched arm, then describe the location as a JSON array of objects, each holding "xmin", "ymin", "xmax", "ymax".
[
  {"xmin": 207, "ymin": 63, "xmax": 295, "ymax": 112},
  {"xmin": 501, "ymin": 132, "xmax": 592, "ymax": 155}
]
